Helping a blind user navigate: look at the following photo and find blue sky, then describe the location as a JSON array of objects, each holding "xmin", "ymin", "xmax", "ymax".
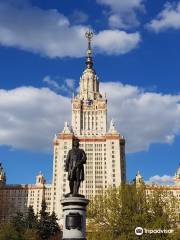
[{"xmin": 0, "ymin": 0, "xmax": 179, "ymax": 185}]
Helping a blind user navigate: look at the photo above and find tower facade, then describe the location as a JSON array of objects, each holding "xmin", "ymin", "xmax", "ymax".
[
  {"xmin": 51, "ymin": 32, "xmax": 126, "ymax": 220},
  {"xmin": 72, "ymin": 33, "xmax": 107, "ymax": 137},
  {"xmin": 133, "ymin": 170, "xmax": 144, "ymax": 187}
]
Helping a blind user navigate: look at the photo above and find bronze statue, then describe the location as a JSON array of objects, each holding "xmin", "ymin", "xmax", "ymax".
[{"xmin": 65, "ymin": 139, "xmax": 87, "ymax": 196}]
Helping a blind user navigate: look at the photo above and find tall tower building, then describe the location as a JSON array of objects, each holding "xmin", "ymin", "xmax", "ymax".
[{"xmin": 51, "ymin": 31, "xmax": 126, "ymax": 220}]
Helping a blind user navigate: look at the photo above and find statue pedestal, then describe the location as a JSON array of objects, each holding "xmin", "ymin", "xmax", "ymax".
[{"xmin": 61, "ymin": 196, "xmax": 89, "ymax": 240}]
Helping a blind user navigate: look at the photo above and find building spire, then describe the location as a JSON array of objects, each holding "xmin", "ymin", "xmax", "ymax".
[
  {"xmin": 85, "ymin": 30, "xmax": 93, "ymax": 69},
  {"xmin": 0, "ymin": 162, "xmax": 6, "ymax": 185}
]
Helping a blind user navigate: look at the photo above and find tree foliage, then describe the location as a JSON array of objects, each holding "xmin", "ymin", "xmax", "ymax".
[
  {"xmin": 24, "ymin": 205, "xmax": 38, "ymax": 229},
  {"xmin": 0, "ymin": 201, "xmax": 61, "ymax": 240},
  {"xmin": 48, "ymin": 212, "xmax": 61, "ymax": 237},
  {"xmin": 37, "ymin": 200, "xmax": 60, "ymax": 240},
  {"xmin": 87, "ymin": 184, "xmax": 179, "ymax": 240},
  {"xmin": 0, "ymin": 224, "xmax": 22, "ymax": 240},
  {"xmin": 11, "ymin": 212, "xmax": 25, "ymax": 237}
]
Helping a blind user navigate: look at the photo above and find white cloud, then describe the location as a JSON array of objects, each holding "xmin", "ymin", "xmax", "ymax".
[
  {"xmin": 0, "ymin": 2, "xmax": 140, "ymax": 57},
  {"xmin": 43, "ymin": 76, "xmax": 61, "ymax": 91},
  {"xmin": 94, "ymin": 30, "xmax": 141, "ymax": 55},
  {"xmin": 97, "ymin": 0, "xmax": 145, "ymax": 28},
  {"xmin": 0, "ymin": 87, "xmax": 71, "ymax": 151},
  {"xmin": 65, "ymin": 78, "xmax": 75, "ymax": 90},
  {"xmin": 147, "ymin": 2, "xmax": 180, "ymax": 32},
  {"xmin": 165, "ymin": 134, "xmax": 175, "ymax": 144},
  {"xmin": 70, "ymin": 10, "xmax": 88, "ymax": 24},
  {"xmin": 101, "ymin": 82, "xmax": 180, "ymax": 152},
  {"xmin": 108, "ymin": 14, "xmax": 127, "ymax": 29},
  {"xmin": 146, "ymin": 175, "xmax": 174, "ymax": 185},
  {"xmin": 97, "ymin": 0, "xmax": 144, "ymax": 11},
  {"xmin": 43, "ymin": 76, "xmax": 75, "ymax": 94},
  {"xmin": 0, "ymin": 83, "xmax": 180, "ymax": 153}
]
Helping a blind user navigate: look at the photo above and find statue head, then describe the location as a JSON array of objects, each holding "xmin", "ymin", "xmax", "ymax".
[{"xmin": 73, "ymin": 138, "xmax": 80, "ymax": 148}]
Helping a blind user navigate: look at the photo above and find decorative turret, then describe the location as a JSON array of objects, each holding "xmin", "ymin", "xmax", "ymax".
[
  {"xmin": 108, "ymin": 119, "xmax": 118, "ymax": 134},
  {"xmin": 36, "ymin": 171, "xmax": 46, "ymax": 186},
  {"xmin": 134, "ymin": 170, "xmax": 144, "ymax": 187},
  {"xmin": 0, "ymin": 163, "xmax": 6, "ymax": 186},
  {"xmin": 62, "ymin": 121, "xmax": 73, "ymax": 134},
  {"xmin": 173, "ymin": 163, "xmax": 180, "ymax": 186}
]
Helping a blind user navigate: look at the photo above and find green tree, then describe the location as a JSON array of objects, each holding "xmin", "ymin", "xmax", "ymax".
[
  {"xmin": 11, "ymin": 212, "xmax": 25, "ymax": 238},
  {"xmin": 0, "ymin": 224, "xmax": 21, "ymax": 240},
  {"xmin": 23, "ymin": 229, "xmax": 40, "ymax": 240},
  {"xmin": 0, "ymin": 201, "xmax": 61, "ymax": 240},
  {"xmin": 37, "ymin": 200, "xmax": 51, "ymax": 240},
  {"xmin": 48, "ymin": 212, "xmax": 60, "ymax": 237},
  {"xmin": 39, "ymin": 200, "xmax": 48, "ymax": 220},
  {"xmin": 24, "ymin": 205, "xmax": 38, "ymax": 229},
  {"xmin": 37, "ymin": 200, "xmax": 61, "ymax": 240},
  {"xmin": 87, "ymin": 184, "xmax": 178, "ymax": 240}
]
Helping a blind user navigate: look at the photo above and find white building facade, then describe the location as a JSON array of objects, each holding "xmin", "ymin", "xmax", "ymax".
[{"xmin": 0, "ymin": 168, "xmax": 52, "ymax": 222}]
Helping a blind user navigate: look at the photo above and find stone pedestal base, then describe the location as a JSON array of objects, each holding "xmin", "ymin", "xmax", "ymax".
[{"xmin": 61, "ymin": 196, "xmax": 89, "ymax": 240}]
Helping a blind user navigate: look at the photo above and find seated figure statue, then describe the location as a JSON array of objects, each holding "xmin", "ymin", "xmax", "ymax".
[{"xmin": 65, "ymin": 138, "xmax": 87, "ymax": 196}]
